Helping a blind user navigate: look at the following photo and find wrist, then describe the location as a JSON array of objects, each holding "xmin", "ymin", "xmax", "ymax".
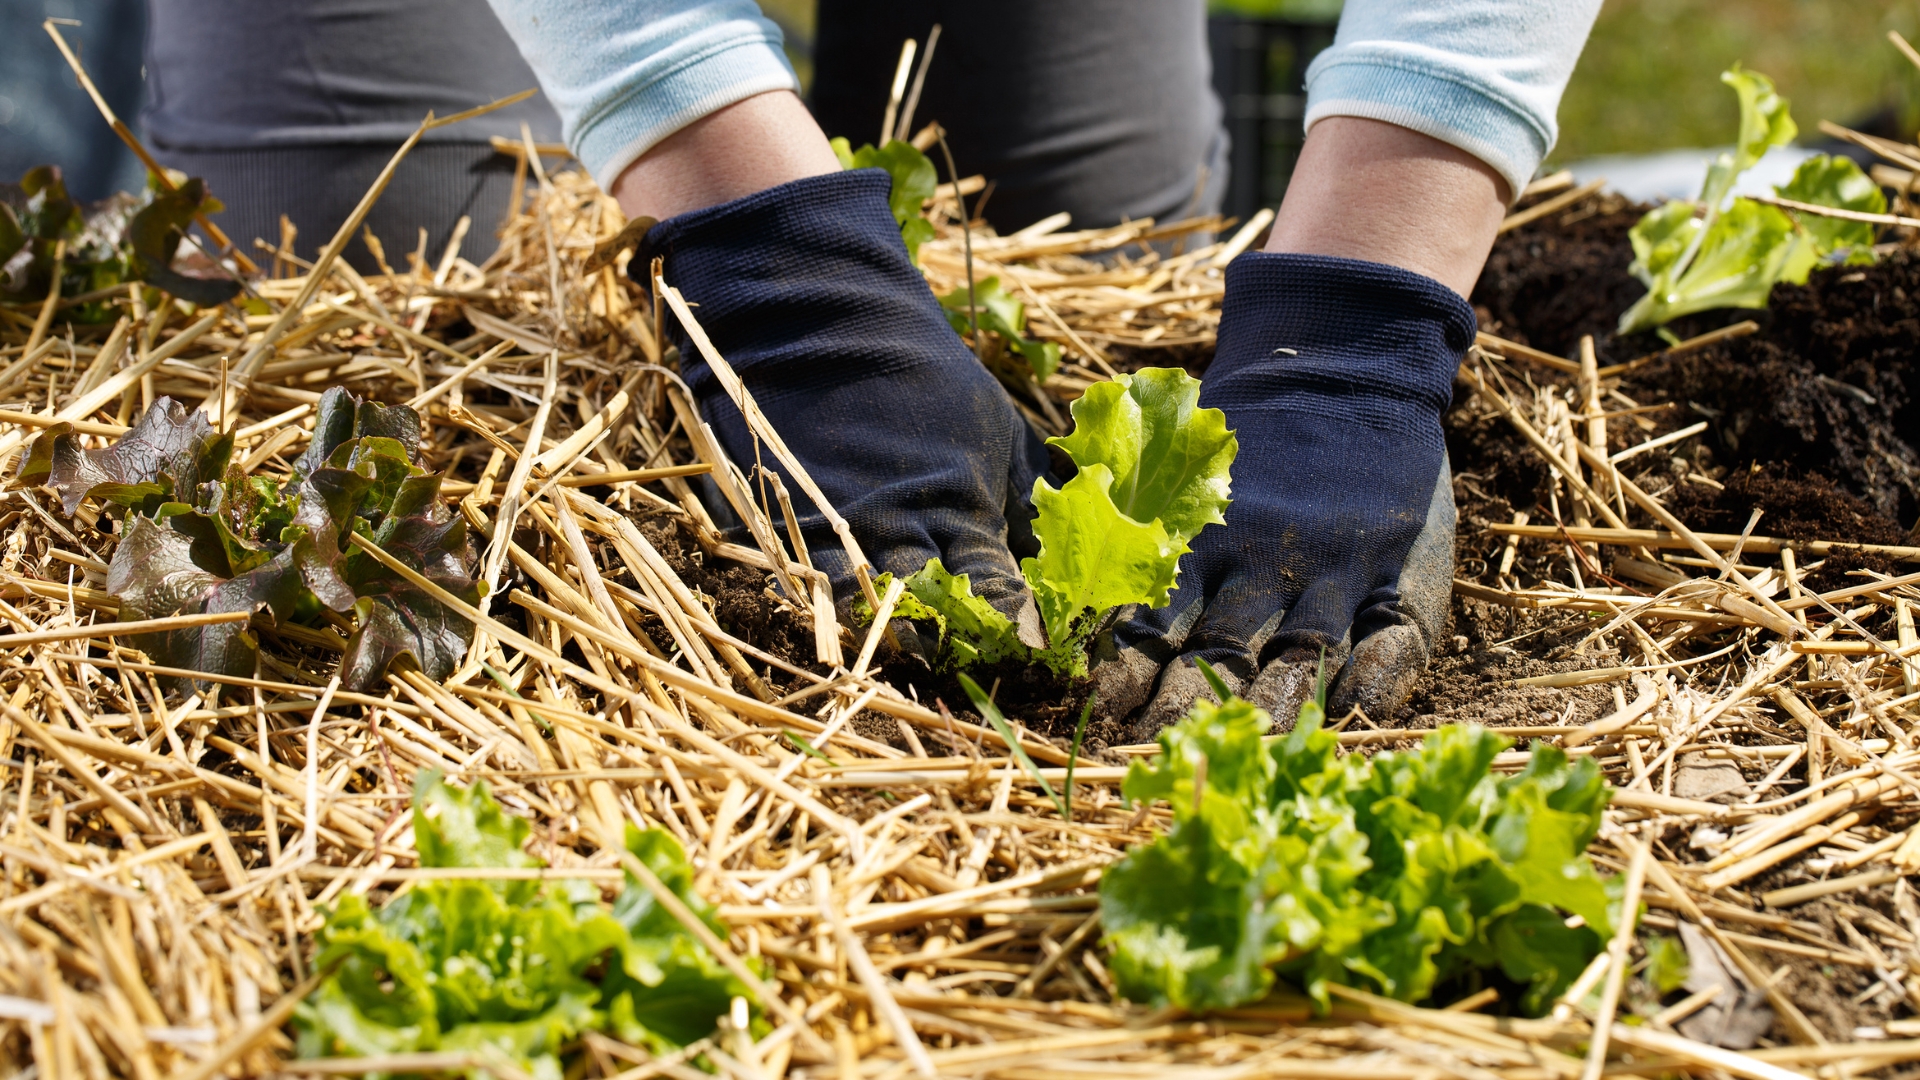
[
  {"xmin": 1205, "ymin": 251, "xmax": 1474, "ymax": 442},
  {"xmin": 610, "ymin": 91, "xmax": 841, "ymax": 221},
  {"xmin": 1263, "ymin": 117, "xmax": 1505, "ymax": 298}
]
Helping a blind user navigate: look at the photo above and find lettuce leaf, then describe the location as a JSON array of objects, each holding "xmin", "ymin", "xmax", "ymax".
[
  {"xmin": 868, "ymin": 368, "xmax": 1235, "ymax": 676},
  {"xmin": 867, "ymin": 559, "xmax": 1030, "ymax": 669},
  {"xmin": 831, "ymin": 136, "xmax": 938, "ymax": 263},
  {"xmin": 26, "ymin": 388, "xmax": 479, "ymax": 690},
  {"xmin": 1020, "ymin": 369, "xmax": 1235, "ymax": 671},
  {"xmin": 297, "ymin": 773, "xmax": 749, "ymax": 1078},
  {"xmin": 1023, "ymin": 464, "xmax": 1184, "ymax": 663},
  {"xmin": 1101, "ymin": 696, "xmax": 1611, "ymax": 1013},
  {"xmin": 938, "ymin": 276, "xmax": 1063, "ymax": 381},
  {"xmin": 1620, "ymin": 198, "xmax": 1799, "ymax": 333},
  {"xmin": 1700, "ymin": 65, "xmax": 1797, "ymax": 210},
  {"xmin": 124, "ymin": 176, "xmax": 241, "ymax": 307},
  {"xmin": 1619, "ymin": 66, "xmax": 1884, "ymax": 335},
  {"xmin": 1777, "ymin": 153, "xmax": 1884, "ymax": 262},
  {"xmin": 1048, "ymin": 368, "xmax": 1236, "ymax": 544}
]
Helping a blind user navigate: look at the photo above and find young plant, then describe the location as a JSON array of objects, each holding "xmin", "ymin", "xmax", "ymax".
[
  {"xmin": 1099, "ymin": 689, "xmax": 1614, "ymax": 1014},
  {"xmin": 1, "ymin": 164, "xmax": 240, "ymax": 312},
  {"xmin": 830, "ymin": 137, "xmax": 938, "ymax": 262},
  {"xmin": 297, "ymin": 771, "xmax": 750, "ymax": 1078},
  {"xmin": 20, "ymin": 387, "xmax": 479, "ymax": 689},
  {"xmin": 869, "ymin": 367, "xmax": 1235, "ymax": 677},
  {"xmin": 1618, "ymin": 66, "xmax": 1886, "ymax": 335},
  {"xmin": 938, "ymin": 275, "xmax": 1063, "ymax": 381}
]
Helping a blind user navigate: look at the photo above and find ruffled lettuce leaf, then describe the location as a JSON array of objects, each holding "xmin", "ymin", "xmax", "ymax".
[
  {"xmin": 1101, "ymin": 694, "xmax": 1612, "ymax": 1013},
  {"xmin": 16, "ymin": 397, "xmax": 232, "ymax": 516},
  {"xmin": 295, "ymin": 386, "xmax": 424, "ymax": 481},
  {"xmin": 30, "ymin": 390, "xmax": 478, "ymax": 691},
  {"xmin": 340, "ymin": 512, "xmax": 480, "ymax": 691},
  {"xmin": 865, "ymin": 559, "xmax": 1030, "ymax": 670},
  {"xmin": 1777, "ymin": 153, "xmax": 1884, "ymax": 263},
  {"xmin": 1048, "ymin": 368, "xmax": 1236, "ymax": 544},
  {"xmin": 1620, "ymin": 197, "xmax": 1801, "ymax": 334},
  {"xmin": 1700, "ymin": 65, "xmax": 1797, "ymax": 209},
  {"xmin": 1023, "ymin": 464, "xmax": 1184, "ymax": 668},
  {"xmin": 298, "ymin": 774, "xmax": 748, "ymax": 1078},
  {"xmin": 1021, "ymin": 368, "xmax": 1234, "ymax": 670},
  {"xmin": 866, "ymin": 368, "xmax": 1234, "ymax": 676},
  {"xmin": 1619, "ymin": 67, "xmax": 1885, "ymax": 335}
]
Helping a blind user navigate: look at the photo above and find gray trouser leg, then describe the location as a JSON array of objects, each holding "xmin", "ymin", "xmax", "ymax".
[
  {"xmin": 810, "ymin": 0, "xmax": 1227, "ymax": 234},
  {"xmin": 155, "ymin": 143, "xmax": 523, "ymax": 275}
]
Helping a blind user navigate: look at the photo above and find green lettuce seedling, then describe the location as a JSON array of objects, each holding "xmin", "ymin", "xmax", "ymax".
[
  {"xmin": 938, "ymin": 275, "xmax": 1064, "ymax": 381},
  {"xmin": 297, "ymin": 772, "xmax": 750, "ymax": 1079},
  {"xmin": 1619, "ymin": 65, "xmax": 1886, "ymax": 335},
  {"xmin": 830, "ymin": 137, "xmax": 938, "ymax": 262},
  {"xmin": 20, "ymin": 387, "xmax": 480, "ymax": 689},
  {"xmin": 866, "ymin": 367, "xmax": 1235, "ymax": 677},
  {"xmin": 1099, "ymin": 690, "xmax": 1615, "ymax": 1013}
]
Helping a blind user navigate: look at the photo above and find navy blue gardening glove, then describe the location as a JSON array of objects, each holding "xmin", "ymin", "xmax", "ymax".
[
  {"xmin": 1094, "ymin": 253, "xmax": 1471, "ymax": 741},
  {"xmin": 639, "ymin": 170, "xmax": 1050, "ymax": 638}
]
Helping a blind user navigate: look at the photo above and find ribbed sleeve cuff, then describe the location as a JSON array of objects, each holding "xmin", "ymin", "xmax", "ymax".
[
  {"xmin": 573, "ymin": 36, "xmax": 799, "ymax": 190},
  {"xmin": 1304, "ymin": 49, "xmax": 1551, "ymax": 202}
]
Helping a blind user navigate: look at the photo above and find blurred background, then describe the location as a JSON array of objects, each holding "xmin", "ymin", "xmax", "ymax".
[
  {"xmin": 6, "ymin": 0, "xmax": 1920, "ymax": 214},
  {"xmin": 0, "ymin": 0, "xmax": 145, "ymax": 201}
]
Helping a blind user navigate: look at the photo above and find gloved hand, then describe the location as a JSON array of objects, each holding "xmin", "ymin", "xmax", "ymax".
[
  {"xmin": 1093, "ymin": 252, "xmax": 1472, "ymax": 741},
  {"xmin": 638, "ymin": 170, "xmax": 1049, "ymax": 635}
]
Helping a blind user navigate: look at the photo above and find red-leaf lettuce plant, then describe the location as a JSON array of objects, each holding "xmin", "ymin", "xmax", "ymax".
[{"xmin": 20, "ymin": 387, "xmax": 479, "ymax": 689}]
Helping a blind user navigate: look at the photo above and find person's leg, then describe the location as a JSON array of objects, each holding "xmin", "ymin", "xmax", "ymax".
[
  {"xmin": 160, "ymin": 144, "xmax": 525, "ymax": 274},
  {"xmin": 810, "ymin": 0, "xmax": 1224, "ymax": 233}
]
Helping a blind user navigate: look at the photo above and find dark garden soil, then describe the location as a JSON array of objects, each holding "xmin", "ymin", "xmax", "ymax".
[{"xmin": 1420, "ymin": 192, "xmax": 1920, "ymax": 737}]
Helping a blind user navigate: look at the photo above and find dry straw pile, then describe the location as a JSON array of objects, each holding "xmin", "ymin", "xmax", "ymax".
[{"xmin": 10, "ymin": 94, "xmax": 1920, "ymax": 1080}]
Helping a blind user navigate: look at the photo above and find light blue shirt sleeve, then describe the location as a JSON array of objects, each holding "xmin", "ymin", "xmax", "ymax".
[
  {"xmin": 1304, "ymin": 0, "xmax": 1602, "ymax": 200},
  {"xmin": 483, "ymin": 0, "xmax": 798, "ymax": 190}
]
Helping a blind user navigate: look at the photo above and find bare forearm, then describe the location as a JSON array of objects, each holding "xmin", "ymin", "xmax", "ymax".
[
  {"xmin": 610, "ymin": 90, "xmax": 841, "ymax": 222},
  {"xmin": 1264, "ymin": 117, "xmax": 1506, "ymax": 299}
]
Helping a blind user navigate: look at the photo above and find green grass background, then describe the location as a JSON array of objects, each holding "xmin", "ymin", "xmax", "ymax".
[{"xmin": 1553, "ymin": 0, "xmax": 1920, "ymax": 163}]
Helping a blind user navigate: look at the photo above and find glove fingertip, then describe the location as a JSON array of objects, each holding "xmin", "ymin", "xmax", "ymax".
[{"xmin": 1327, "ymin": 623, "xmax": 1432, "ymax": 724}]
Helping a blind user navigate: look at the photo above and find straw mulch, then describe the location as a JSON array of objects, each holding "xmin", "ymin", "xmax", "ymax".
[{"xmin": 6, "ymin": 130, "xmax": 1920, "ymax": 1080}]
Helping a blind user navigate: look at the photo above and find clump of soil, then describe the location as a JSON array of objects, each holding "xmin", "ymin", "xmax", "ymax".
[
  {"xmin": 1472, "ymin": 199, "xmax": 1654, "ymax": 358},
  {"xmin": 1664, "ymin": 463, "xmax": 1907, "ymax": 546},
  {"xmin": 1663, "ymin": 464, "xmax": 1911, "ymax": 591},
  {"xmin": 632, "ymin": 514, "xmax": 823, "ymax": 688},
  {"xmin": 871, "ymin": 654, "xmax": 1105, "ymax": 754},
  {"xmin": 1475, "ymin": 204, "xmax": 1920, "ymax": 526}
]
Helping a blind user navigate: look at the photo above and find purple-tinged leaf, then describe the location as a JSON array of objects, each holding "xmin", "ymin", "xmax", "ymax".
[
  {"xmin": 125, "ymin": 178, "xmax": 241, "ymax": 307},
  {"xmin": 18, "ymin": 398, "xmax": 231, "ymax": 516},
  {"xmin": 340, "ymin": 514, "xmax": 479, "ymax": 690},
  {"xmin": 294, "ymin": 387, "xmax": 423, "ymax": 481}
]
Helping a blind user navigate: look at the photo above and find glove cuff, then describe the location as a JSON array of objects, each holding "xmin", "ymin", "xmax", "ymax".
[
  {"xmin": 635, "ymin": 169, "xmax": 940, "ymax": 398},
  {"xmin": 1204, "ymin": 252, "xmax": 1476, "ymax": 448}
]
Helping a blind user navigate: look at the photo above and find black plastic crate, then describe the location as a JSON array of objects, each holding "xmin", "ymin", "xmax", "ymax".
[{"xmin": 1208, "ymin": 15, "xmax": 1337, "ymax": 225}]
